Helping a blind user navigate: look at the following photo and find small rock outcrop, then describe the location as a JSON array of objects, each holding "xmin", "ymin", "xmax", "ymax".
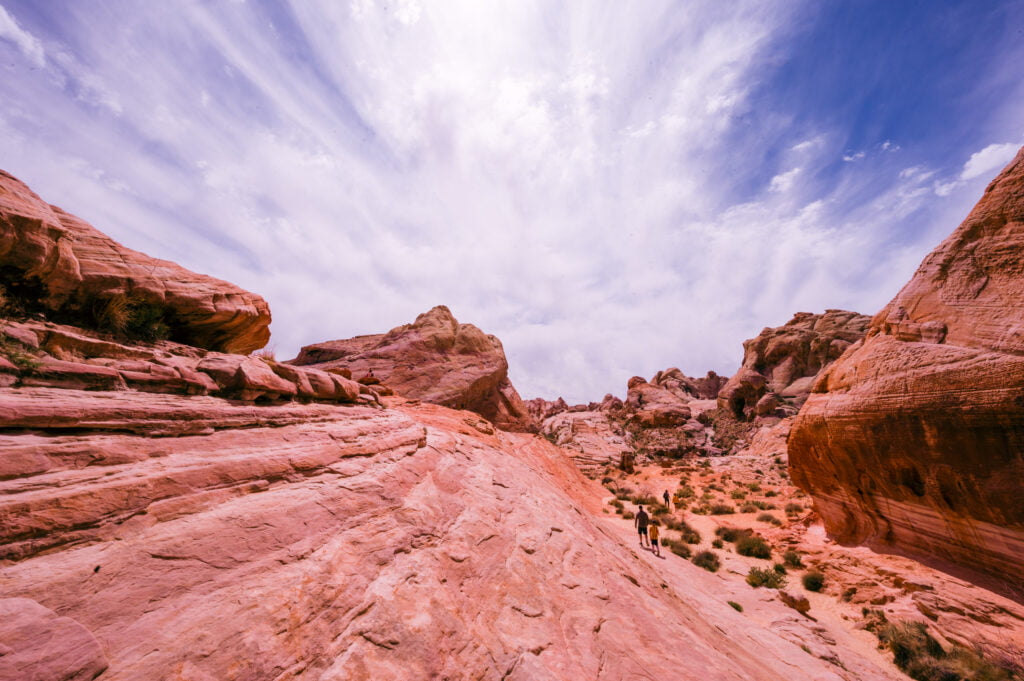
[
  {"xmin": 717, "ymin": 310, "xmax": 870, "ymax": 418},
  {"xmin": 789, "ymin": 145, "xmax": 1024, "ymax": 600},
  {"xmin": 0, "ymin": 170, "xmax": 271, "ymax": 353},
  {"xmin": 291, "ymin": 306, "xmax": 537, "ymax": 432}
]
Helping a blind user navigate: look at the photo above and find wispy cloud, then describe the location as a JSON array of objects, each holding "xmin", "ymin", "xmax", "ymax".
[
  {"xmin": 0, "ymin": 3, "xmax": 43, "ymax": 66},
  {"xmin": 0, "ymin": 1, "xmax": 1022, "ymax": 402}
]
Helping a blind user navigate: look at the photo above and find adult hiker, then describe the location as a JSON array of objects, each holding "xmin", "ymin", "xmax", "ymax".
[
  {"xmin": 662, "ymin": 490, "xmax": 670, "ymax": 508},
  {"xmin": 649, "ymin": 521, "xmax": 661, "ymax": 557},
  {"xmin": 635, "ymin": 505, "xmax": 650, "ymax": 548}
]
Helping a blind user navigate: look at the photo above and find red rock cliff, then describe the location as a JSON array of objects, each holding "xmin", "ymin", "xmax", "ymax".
[
  {"xmin": 0, "ymin": 169, "xmax": 270, "ymax": 353},
  {"xmin": 789, "ymin": 146, "xmax": 1024, "ymax": 601}
]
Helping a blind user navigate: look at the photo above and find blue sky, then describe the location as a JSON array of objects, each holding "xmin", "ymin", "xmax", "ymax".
[{"xmin": 1, "ymin": 1, "xmax": 1022, "ymax": 403}]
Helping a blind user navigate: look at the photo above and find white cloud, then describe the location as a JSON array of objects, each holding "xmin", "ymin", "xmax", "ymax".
[
  {"xmin": 769, "ymin": 167, "xmax": 801, "ymax": 193},
  {"xmin": 0, "ymin": 3, "xmax": 44, "ymax": 67},
  {"xmin": 960, "ymin": 142, "xmax": 1019, "ymax": 180},
  {"xmin": 0, "ymin": 2, "xmax": 1020, "ymax": 404}
]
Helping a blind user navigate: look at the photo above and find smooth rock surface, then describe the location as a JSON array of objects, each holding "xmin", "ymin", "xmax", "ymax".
[
  {"xmin": 1, "ymin": 387, "xmax": 876, "ymax": 681},
  {"xmin": 789, "ymin": 145, "xmax": 1024, "ymax": 601}
]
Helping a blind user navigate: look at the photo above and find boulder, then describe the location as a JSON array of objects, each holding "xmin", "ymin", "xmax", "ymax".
[
  {"xmin": 789, "ymin": 145, "xmax": 1024, "ymax": 600},
  {"xmin": 290, "ymin": 306, "xmax": 536, "ymax": 432},
  {"xmin": 196, "ymin": 355, "xmax": 297, "ymax": 401},
  {"xmin": 717, "ymin": 368, "xmax": 768, "ymax": 418},
  {"xmin": 0, "ymin": 598, "xmax": 108, "ymax": 681},
  {"xmin": 0, "ymin": 169, "xmax": 270, "ymax": 353}
]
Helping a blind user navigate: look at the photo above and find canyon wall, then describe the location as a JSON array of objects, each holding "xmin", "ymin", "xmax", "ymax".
[{"xmin": 789, "ymin": 146, "xmax": 1024, "ymax": 600}]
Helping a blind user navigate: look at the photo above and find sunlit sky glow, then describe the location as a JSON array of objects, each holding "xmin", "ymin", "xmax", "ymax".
[{"xmin": 1, "ymin": 1, "xmax": 1022, "ymax": 402}]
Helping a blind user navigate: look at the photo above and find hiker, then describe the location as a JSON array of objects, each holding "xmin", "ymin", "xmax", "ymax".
[
  {"xmin": 662, "ymin": 490, "xmax": 670, "ymax": 508},
  {"xmin": 635, "ymin": 505, "xmax": 650, "ymax": 548},
  {"xmin": 649, "ymin": 521, "xmax": 661, "ymax": 557}
]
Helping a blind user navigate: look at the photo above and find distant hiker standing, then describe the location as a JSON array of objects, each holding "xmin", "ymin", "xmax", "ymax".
[
  {"xmin": 635, "ymin": 505, "xmax": 650, "ymax": 548},
  {"xmin": 649, "ymin": 521, "xmax": 661, "ymax": 557},
  {"xmin": 662, "ymin": 490, "xmax": 670, "ymax": 508}
]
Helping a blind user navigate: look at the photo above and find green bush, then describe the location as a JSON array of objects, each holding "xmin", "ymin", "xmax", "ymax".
[
  {"xmin": 730, "ymin": 490, "xmax": 747, "ymax": 500},
  {"xmin": 773, "ymin": 563, "xmax": 787, "ymax": 575},
  {"xmin": 675, "ymin": 485, "xmax": 696, "ymax": 499},
  {"xmin": 736, "ymin": 535, "xmax": 772, "ymax": 559},
  {"xmin": 715, "ymin": 526, "xmax": 752, "ymax": 543},
  {"xmin": 632, "ymin": 494, "xmax": 658, "ymax": 506},
  {"xmin": 765, "ymin": 490, "xmax": 778, "ymax": 497},
  {"xmin": 757, "ymin": 513, "xmax": 781, "ymax": 525},
  {"xmin": 710, "ymin": 503, "xmax": 735, "ymax": 515},
  {"xmin": 727, "ymin": 600, "xmax": 743, "ymax": 612},
  {"xmin": 622, "ymin": 511, "xmax": 635, "ymax": 520},
  {"xmin": 785, "ymin": 502, "xmax": 803, "ymax": 515},
  {"xmin": 711, "ymin": 539, "xmax": 724, "ymax": 549},
  {"xmin": 608, "ymin": 499, "xmax": 624, "ymax": 509},
  {"xmin": 746, "ymin": 566, "xmax": 786, "ymax": 589},
  {"xmin": 747, "ymin": 483, "xmax": 761, "ymax": 492},
  {"xmin": 782, "ymin": 550, "xmax": 803, "ymax": 568},
  {"xmin": 692, "ymin": 550, "xmax": 720, "ymax": 572},
  {"xmin": 665, "ymin": 538, "xmax": 692, "ymax": 559},
  {"xmin": 802, "ymin": 571, "xmax": 825, "ymax": 592},
  {"xmin": 739, "ymin": 503, "xmax": 759, "ymax": 513}
]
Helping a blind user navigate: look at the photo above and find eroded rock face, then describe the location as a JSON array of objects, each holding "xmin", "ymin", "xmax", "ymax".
[
  {"xmin": 789, "ymin": 146, "xmax": 1024, "ymax": 601},
  {"xmin": 717, "ymin": 310, "xmax": 870, "ymax": 418},
  {"xmin": 2, "ymin": 381, "xmax": 878, "ymax": 681},
  {"xmin": 291, "ymin": 306, "xmax": 537, "ymax": 432},
  {"xmin": 0, "ymin": 169, "xmax": 270, "ymax": 353}
]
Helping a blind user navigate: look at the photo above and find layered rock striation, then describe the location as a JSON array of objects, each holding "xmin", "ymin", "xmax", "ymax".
[
  {"xmin": 291, "ymin": 306, "xmax": 536, "ymax": 432},
  {"xmin": 789, "ymin": 146, "xmax": 1024, "ymax": 600},
  {"xmin": 0, "ymin": 169, "xmax": 270, "ymax": 353}
]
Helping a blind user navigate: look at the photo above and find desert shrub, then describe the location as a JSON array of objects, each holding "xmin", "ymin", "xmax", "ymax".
[
  {"xmin": 747, "ymin": 483, "xmax": 761, "ymax": 492},
  {"xmin": 675, "ymin": 485, "xmax": 696, "ymax": 499},
  {"xmin": 736, "ymin": 535, "xmax": 772, "ymax": 559},
  {"xmin": 715, "ymin": 526, "xmax": 752, "ymax": 543},
  {"xmin": 665, "ymin": 538, "xmax": 692, "ymax": 559},
  {"xmin": 632, "ymin": 494, "xmax": 658, "ymax": 506},
  {"xmin": 842, "ymin": 587, "xmax": 858, "ymax": 602},
  {"xmin": 691, "ymin": 504, "xmax": 710, "ymax": 515},
  {"xmin": 739, "ymin": 503, "xmax": 759, "ymax": 513},
  {"xmin": 727, "ymin": 600, "xmax": 743, "ymax": 612},
  {"xmin": 710, "ymin": 503, "xmax": 735, "ymax": 515},
  {"xmin": 730, "ymin": 490, "xmax": 747, "ymax": 500},
  {"xmin": 746, "ymin": 566, "xmax": 786, "ymax": 589},
  {"xmin": 875, "ymin": 621, "xmax": 1015, "ymax": 681},
  {"xmin": 692, "ymin": 550, "xmax": 720, "ymax": 572},
  {"xmin": 253, "ymin": 347, "xmax": 277, "ymax": 362},
  {"xmin": 802, "ymin": 571, "xmax": 825, "ymax": 592},
  {"xmin": 93, "ymin": 294, "xmax": 170, "ymax": 342},
  {"xmin": 782, "ymin": 550, "xmax": 804, "ymax": 568},
  {"xmin": 707, "ymin": 483, "xmax": 724, "ymax": 492},
  {"xmin": 785, "ymin": 502, "xmax": 803, "ymax": 515},
  {"xmin": 650, "ymin": 503, "xmax": 671, "ymax": 517},
  {"xmin": 601, "ymin": 476, "xmax": 614, "ymax": 485},
  {"xmin": 757, "ymin": 513, "xmax": 781, "ymax": 525},
  {"xmin": 765, "ymin": 490, "xmax": 779, "ymax": 497},
  {"xmin": 609, "ymin": 499, "xmax": 624, "ymax": 509},
  {"xmin": 711, "ymin": 538, "xmax": 724, "ymax": 549},
  {"xmin": 680, "ymin": 523, "xmax": 701, "ymax": 544},
  {"xmin": 0, "ymin": 339, "xmax": 40, "ymax": 372},
  {"xmin": 622, "ymin": 511, "xmax": 635, "ymax": 520}
]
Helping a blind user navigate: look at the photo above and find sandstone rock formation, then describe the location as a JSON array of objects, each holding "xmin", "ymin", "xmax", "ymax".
[
  {"xmin": 291, "ymin": 306, "xmax": 536, "ymax": 432},
  {"xmin": 2, "ymin": 380, "xmax": 893, "ymax": 680},
  {"xmin": 789, "ymin": 145, "xmax": 1024, "ymax": 601},
  {"xmin": 0, "ymin": 318, "xmax": 364, "ymax": 407},
  {"xmin": 0, "ymin": 169, "xmax": 270, "ymax": 353},
  {"xmin": 717, "ymin": 310, "xmax": 870, "ymax": 418}
]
